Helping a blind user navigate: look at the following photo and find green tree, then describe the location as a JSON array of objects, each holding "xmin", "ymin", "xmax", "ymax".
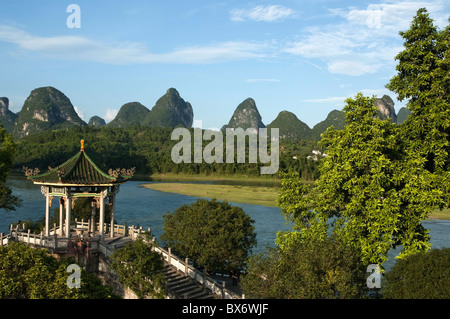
[
  {"xmin": 386, "ymin": 8, "xmax": 449, "ymax": 208},
  {"xmin": 278, "ymin": 93, "xmax": 437, "ymax": 267},
  {"xmin": 0, "ymin": 125, "xmax": 21, "ymax": 210},
  {"xmin": 0, "ymin": 242, "xmax": 117, "ymax": 299},
  {"xmin": 110, "ymin": 235, "xmax": 166, "ymax": 299},
  {"xmin": 383, "ymin": 248, "xmax": 450, "ymax": 299},
  {"xmin": 161, "ymin": 198, "xmax": 256, "ymax": 276},
  {"xmin": 241, "ymin": 235, "xmax": 368, "ymax": 299}
]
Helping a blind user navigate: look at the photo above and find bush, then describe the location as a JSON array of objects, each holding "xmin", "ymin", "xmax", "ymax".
[
  {"xmin": 241, "ymin": 236, "xmax": 369, "ymax": 299},
  {"xmin": 161, "ymin": 198, "xmax": 256, "ymax": 276},
  {"xmin": 383, "ymin": 248, "xmax": 450, "ymax": 299}
]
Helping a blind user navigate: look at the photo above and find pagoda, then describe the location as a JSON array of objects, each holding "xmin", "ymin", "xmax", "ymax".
[{"xmin": 25, "ymin": 140, "xmax": 134, "ymax": 240}]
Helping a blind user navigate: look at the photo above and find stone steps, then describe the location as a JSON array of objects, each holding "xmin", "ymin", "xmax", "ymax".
[{"xmin": 163, "ymin": 264, "xmax": 216, "ymax": 299}]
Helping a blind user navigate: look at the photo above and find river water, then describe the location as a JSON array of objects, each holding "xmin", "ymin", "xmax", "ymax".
[{"xmin": 2, "ymin": 174, "xmax": 449, "ymax": 264}]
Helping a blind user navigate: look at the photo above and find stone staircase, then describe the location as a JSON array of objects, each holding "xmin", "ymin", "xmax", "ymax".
[{"xmin": 163, "ymin": 264, "xmax": 217, "ymax": 299}]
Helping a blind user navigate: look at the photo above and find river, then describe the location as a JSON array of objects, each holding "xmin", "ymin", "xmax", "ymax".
[{"xmin": 1, "ymin": 173, "xmax": 449, "ymax": 264}]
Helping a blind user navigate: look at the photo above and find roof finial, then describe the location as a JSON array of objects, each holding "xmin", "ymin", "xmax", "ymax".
[{"xmin": 80, "ymin": 139, "xmax": 85, "ymax": 152}]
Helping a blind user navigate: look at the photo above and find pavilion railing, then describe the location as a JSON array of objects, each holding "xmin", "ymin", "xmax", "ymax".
[{"xmin": 73, "ymin": 219, "xmax": 148, "ymax": 239}]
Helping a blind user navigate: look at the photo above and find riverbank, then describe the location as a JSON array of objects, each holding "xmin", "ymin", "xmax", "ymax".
[
  {"xmin": 143, "ymin": 182, "xmax": 279, "ymax": 207},
  {"xmin": 143, "ymin": 179, "xmax": 450, "ymax": 221},
  {"xmin": 144, "ymin": 173, "xmax": 282, "ymax": 187}
]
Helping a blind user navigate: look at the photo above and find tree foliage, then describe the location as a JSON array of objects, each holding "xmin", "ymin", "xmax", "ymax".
[
  {"xmin": 110, "ymin": 235, "xmax": 166, "ymax": 299},
  {"xmin": 382, "ymin": 248, "xmax": 450, "ymax": 299},
  {"xmin": 0, "ymin": 242, "xmax": 117, "ymax": 299},
  {"xmin": 277, "ymin": 9, "xmax": 449, "ymax": 268},
  {"xmin": 0, "ymin": 124, "xmax": 21, "ymax": 210},
  {"xmin": 241, "ymin": 235, "xmax": 368, "ymax": 299},
  {"xmin": 13, "ymin": 125, "xmax": 320, "ymax": 180},
  {"xmin": 386, "ymin": 8, "xmax": 449, "ymax": 207},
  {"xmin": 278, "ymin": 94, "xmax": 420, "ymax": 266},
  {"xmin": 161, "ymin": 198, "xmax": 256, "ymax": 275}
]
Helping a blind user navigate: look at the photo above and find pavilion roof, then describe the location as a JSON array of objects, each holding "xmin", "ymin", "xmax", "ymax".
[{"xmin": 27, "ymin": 140, "xmax": 133, "ymax": 186}]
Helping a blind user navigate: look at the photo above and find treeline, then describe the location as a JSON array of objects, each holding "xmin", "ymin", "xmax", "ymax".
[{"xmin": 13, "ymin": 126, "xmax": 320, "ymax": 180}]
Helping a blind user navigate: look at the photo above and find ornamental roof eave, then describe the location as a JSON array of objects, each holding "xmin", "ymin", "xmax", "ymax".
[{"xmin": 25, "ymin": 140, "xmax": 134, "ymax": 186}]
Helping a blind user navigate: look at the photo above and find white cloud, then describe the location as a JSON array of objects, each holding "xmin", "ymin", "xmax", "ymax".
[
  {"xmin": 104, "ymin": 109, "xmax": 118, "ymax": 122},
  {"xmin": 73, "ymin": 106, "xmax": 86, "ymax": 121},
  {"xmin": 0, "ymin": 25, "xmax": 270, "ymax": 65},
  {"xmin": 283, "ymin": 0, "xmax": 449, "ymax": 76},
  {"xmin": 328, "ymin": 60, "xmax": 381, "ymax": 76},
  {"xmin": 231, "ymin": 5, "xmax": 295, "ymax": 22}
]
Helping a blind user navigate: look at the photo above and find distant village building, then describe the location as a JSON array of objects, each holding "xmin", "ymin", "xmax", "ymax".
[{"xmin": 307, "ymin": 150, "xmax": 327, "ymax": 161}]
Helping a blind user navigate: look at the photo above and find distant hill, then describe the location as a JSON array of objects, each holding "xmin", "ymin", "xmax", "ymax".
[
  {"xmin": 12, "ymin": 86, "xmax": 86, "ymax": 139},
  {"xmin": 107, "ymin": 102, "xmax": 150, "ymax": 128},
  {"xmin": 375, "ymin": 95, "xmax": 397, "ymax": 123},
  {"xmin": 142, "ymin": 88, "xmax": 194, "ymax": 128},
  {"xmin": 1, "ymin": 86, "xmax": 405, "ymax": 145},
  {"xmin": 0, "ymin": 97, "xmax": 18, "ymax": 133},
  {"xmin": 222, "ymin": 98, "xmax": 265, "ymax": 132},
  {"xmin": 267, "ymin": 110, "xmax": 311, "ymax": 140},
  {"xmin": 311, "ymin": 110, "xmax": 346, "ymax": 140},
  {"xmin": 88, "ymin": 116, "xmax": 106, "ymax": 127},
  {"xmin": 397, "ymin": 107, "xmax": 411, "ymax": 124}
]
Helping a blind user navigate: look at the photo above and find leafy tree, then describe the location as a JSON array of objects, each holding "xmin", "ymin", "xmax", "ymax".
[
  {"xmin": 0, "ymin": 242, "xmax": 117, "ymax": 299},
  {"xmin": 0, "ymin": 125, "xmax": 21, "ymax": 210},
  {"xmin": 278, "ymin": 94, "xmax": 413, "ymax": 266},
  {"xmin": 278, "ymin": 93, "xmax": 441, "ymax": 268},
  {"xmin": 382, "ymin": 248, "xmax": 450, "ymax": 299},
  {"xmin": 110, "ymin": 235, "xmax": 166, "ymax": 299},
  {"xmin": 161, "ymin": 198, "xmax": 257, "ymax": 276},
  {"xmin": 241, "ymin": 235, "xmax": 368, "ymax": 299},
  {"xmin": 386, "ymin": 8, "xmax": 449, "ymax": 208}
]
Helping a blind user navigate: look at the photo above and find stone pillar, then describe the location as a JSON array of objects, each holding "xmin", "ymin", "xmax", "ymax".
[
  {"xmin": 45, "ymin": 187, "xmax": 50, "ymax": 236},
  {"xmin": 110, "ymin": 193, "xmax": 115, "ymax": 238},
  {"xmin": 65, "ymin": 195, "xmax": 72, "ymax": 240},
  {"xmin": 91, "ymin": 199, "xmax": 97, "ymax": 235},
  {"xmin": 99, "ymin": 189, "xmax": 106, "ymax": 240},
  {"xmin": 59, "ymin": 198, "xmax": 65, "ymax": 236}
]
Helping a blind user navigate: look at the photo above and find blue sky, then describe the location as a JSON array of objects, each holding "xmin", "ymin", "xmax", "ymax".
[{"xmin": 0, "ymin": 1, "xmax": 448, "ymax": 130}]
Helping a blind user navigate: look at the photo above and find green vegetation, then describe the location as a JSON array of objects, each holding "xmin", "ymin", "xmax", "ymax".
[
  {"xmin": 382, "ymin": 248, "xmax": 450, "ymax": 299},
  {"xmin": 276, "ymin": 8, "xmax": 449, "ymax": 268},
  {"xmin": 267, "ymin": 110, "xmax": 311, "ymax": 140},
  {"xmin": 144, "ymin": 182, "xmax": 279, "ymax": 207},
  {"xmin": 107, "ymin": 102, "xmax": 149, "ymax": 128},
  {"xmin": 0, "ymin": 242, "xmax": 118, "ymax": 299},
  {"xmin": 13, "ymin": 86, "xmax": 86, "ymax": 139},
  {"xmin": 224, "ymin": 97, "xmax": 265, "ymax": 131},
  {"xmin": 110, "ymin": 235, "xmax": 166, "ymax": 299},
  {"xmin": 13, "ymin": 125, "xmax": 320, "ymax": 180},
  {"xmin": 241, "ymin": 235, "xmax": 369, "ymax": 299},
  {"xmin": 0, "ymin": 125, "xmax": 21, "ymax": 210},
  {"xmin": 143, "ymin": 88, "xmax": 193, "ymax": 128},
  {"xmin": 161, "ymin": 198, "xmax": 256, "ymax": 276},
  {"xmin": 278, "ymin": 94, "xmax": 414, "ymax": 266}
]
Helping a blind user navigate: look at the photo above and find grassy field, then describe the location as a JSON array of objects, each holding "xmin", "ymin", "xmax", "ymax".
[
  {"xmin": 143, "ymin": 178, "xmax": 450, "ymax": 221},
  {"xmin": 143, "ymin": 182, "xmax": 279, "ymax": 207}
]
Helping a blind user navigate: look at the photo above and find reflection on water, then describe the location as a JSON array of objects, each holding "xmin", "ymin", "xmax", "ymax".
[{"xmin": 2, "ymin": 173, "xmax": 449, "ymax": 259}]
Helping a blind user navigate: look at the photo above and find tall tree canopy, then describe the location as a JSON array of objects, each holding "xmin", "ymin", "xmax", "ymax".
[
  {"xmin": 0, "ymin": 125, "xmax": 21, "ymax": 210},
  {"xmin": 386, "ymin": 8, "xmax": 449, "ymax": 207},
  {"xmin": 161, "ymin": 198, "xmax": 256, "ymax": 276},
  {"xmin": 278, "ymin": 94, "xmax": 416, "ymax": 266},
  {"xmin": 277, "ymin": 9, "xmax": 449, "ymax": 268}
]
